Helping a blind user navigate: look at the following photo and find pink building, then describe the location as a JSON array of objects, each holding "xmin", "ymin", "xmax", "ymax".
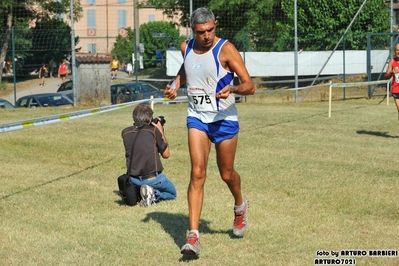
[{"xmin": 73, "ymin": 0, "xmax": 188, "ymax": 53}]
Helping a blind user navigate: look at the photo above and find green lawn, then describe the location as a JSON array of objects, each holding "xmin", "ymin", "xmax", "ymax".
[{"xmin": 1, "ymin": 99, "xmax": 399, "ymax": 265}]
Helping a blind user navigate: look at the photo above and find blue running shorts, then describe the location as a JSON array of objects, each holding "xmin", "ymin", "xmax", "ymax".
[{"xmin": 187, "ymin": 116, "xmax": 239, "ymax": 143}]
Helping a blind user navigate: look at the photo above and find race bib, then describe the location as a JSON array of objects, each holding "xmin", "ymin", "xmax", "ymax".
[{"xmin": 187, "ymin": 87, "xmax": 217, "ymax": 112}]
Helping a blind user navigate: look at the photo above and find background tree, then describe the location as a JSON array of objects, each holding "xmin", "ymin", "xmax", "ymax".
[
  {"xmin": 143, "ymin": 0, "xmax": 390, "ymax": 52},
  {"xmin": 29, "ymin": 18, "xmax": 81, "ymax": 68},
  {"xmin": 277, "ymin": 0, "xmax": 390, "ymax": 51},
  {"xmin": 0, "ymin": 0, "xmax": 82, "ymax": 82},
  {"xmin": 140, "ymin": 21, "xmax": 185, "ymax": 68},
  {"xmin": 111, "ymin": 21, "xmax": 184, "ymax": 69},
  {"xmin": 111, "ymin": 27, "xmax": 135, "ymax": 66},
  {"xmin": 143, "ymin": 0, "xmax": 281, "ymax": 51}
]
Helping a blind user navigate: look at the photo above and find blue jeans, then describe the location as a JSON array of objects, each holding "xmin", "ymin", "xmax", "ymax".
[{"xmin": 130, "ymin": 172, "xmax": 177, "ymax": 203}]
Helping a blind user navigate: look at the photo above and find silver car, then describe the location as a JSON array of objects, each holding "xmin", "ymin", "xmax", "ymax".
[{"xmin": 15, "ymin": 93, "xmax": 73, "ymax": 108}]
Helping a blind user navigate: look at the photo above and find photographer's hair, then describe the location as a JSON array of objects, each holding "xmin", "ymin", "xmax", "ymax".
[
  {"xmin": 190, "ymin": 7, "xmax": 215, "ymax": 27},
  {"xmin": 132, "ymin": 104, "xmax": 153, "ymax": 124}
]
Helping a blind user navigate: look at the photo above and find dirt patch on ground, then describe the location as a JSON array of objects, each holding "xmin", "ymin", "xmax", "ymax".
[{"xmin": 0, "ymin": 75, "xmax": 42, "ymax": 97}]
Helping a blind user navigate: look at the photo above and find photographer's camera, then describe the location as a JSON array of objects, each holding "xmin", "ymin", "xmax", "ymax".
[{"xmin": 152, "ymin": 116, "xmax": 166, "ymax": 126}]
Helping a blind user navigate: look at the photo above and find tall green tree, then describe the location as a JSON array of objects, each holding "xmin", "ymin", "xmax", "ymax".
[
  {"xmin": 208, "ymin": 0, "xmax": 276, "ymax": 51},
  {"xmin": 142, "ymin": 0, "xmax": 391, "ymax": 52},
  {"xmin": 0, "ymin": 0, "xmax": 82, "ymax": 81},
  {"xmin": 30, "ymin": 18, "xmax": 81, "ymax": 66},
  {"xmin": 274, "ymin": 0, "xmax": 390, "ymax": 51},
  {"xmin": 142, "ymin": 0, "xmax": 280, "ymax": 51},
  {"xmin": 111, "ymin": 22, "xmax": 184, "ymax": 68},
  {"xmin": 139, "ymin": 21, "xmax": 185, "ymax": 68},
  {"xmin": 111, "ymin": 27, "xmax": 135, "ymax": 65}
]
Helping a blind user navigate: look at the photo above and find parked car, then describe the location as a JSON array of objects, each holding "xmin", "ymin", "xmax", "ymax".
[
  {"xmin": 15, "ymin": 93, "xmax": 73, "ymax": 108},
  {"xmin": 56, "ymin": 80, "xmax": 73, "ymax": 100},
  {"xmin": 110, "ymin": 81, "xmax": 164, "ymax": 104},
  {"xmin": 0, "ymin": 98, "xmax": 15, "ymax": 109},
  {"xmin": 57, "ymin": 80, "xmax": 163, "ymax": 104}
]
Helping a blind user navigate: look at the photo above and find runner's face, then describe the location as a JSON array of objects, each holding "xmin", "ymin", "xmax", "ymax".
[{"xmin": 192, "ymin": 20, "xmax": 216, "ymax": 49}]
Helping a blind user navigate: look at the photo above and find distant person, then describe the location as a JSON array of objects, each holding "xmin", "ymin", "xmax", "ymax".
[
  {"xmin": 38, "ymin": 63, "xmax": 48, "ymax": 87},
  {"xmin": 164, "ymin": 7, "xmax": 255, "ymax": 256},
  {"xmin": 121, "ymin": 104, "xmax": 177, "ymax": 207},
  {"xmin": 385, "ymin": 43, "xmax": 399, "ymax": 121},
  {"xmin": 58, "ymin": 60, "xmax": 67, "ymax": 84},
  {"xmin": 126, "ymin": 63, "xmax": 133, "ymax": 75},
  {"xmin": 168, "ymin": 43, "xmax": 177, "ymax": 50},
  {"xmin": 48, "ymin": 57, "xmax": 56, "ymax": 78},
  {"xmin": 6, "ymin": 60, "xmax": 12, "ymax": 75},
  {"xmin": 110, "ymin": 56, "xmax": 120, "ymax": 80},
  {"xmin": 155, "ymin": 49, "xmax": 163, "ymax": 67}
]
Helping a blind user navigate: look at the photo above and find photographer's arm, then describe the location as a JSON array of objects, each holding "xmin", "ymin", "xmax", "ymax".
[
  {"xmin": 153, "ymin": 122, "xmax": 170, "ymax": 159},
  {"xmin": 161, "ymin": 144, "xmax": 170, "ymax": 159}
]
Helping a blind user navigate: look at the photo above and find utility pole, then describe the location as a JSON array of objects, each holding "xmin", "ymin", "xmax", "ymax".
[
  {"xmin": 134, "ymin": 0, "xmax": 139, "ymax": 83},
  {"xmin": 70, "ymin": 0, "xmax": 77, "ymax": 106}
]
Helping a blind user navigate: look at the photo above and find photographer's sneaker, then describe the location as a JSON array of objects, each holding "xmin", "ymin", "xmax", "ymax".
[
  {"xmin": 139, "ymin": 185, "xmax": 156, "ymax": 207},
  {"xmin": 233, "ymin": 198, "xmax": 248, "ymax": 237},
  {"xmin": 180, "ymin": 231, "xmax": 200, "ymax": 256}
]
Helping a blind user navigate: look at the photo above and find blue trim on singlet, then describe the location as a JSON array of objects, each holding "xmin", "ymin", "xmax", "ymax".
[
  {"xmin": 212, "ymin": 39, "xmax": 226, "ymax": 77},
  {"xmin": 184, "ymin": 39, "xmax": 194, "ymax": 60},
  {"xmin": 217, "ymin": 73, "xmax": 234, "ymax": 92}
]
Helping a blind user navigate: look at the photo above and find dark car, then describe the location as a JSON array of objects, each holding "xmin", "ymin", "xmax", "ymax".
[
  {"xmin": 0, "ymin": 98, "xmax": 15, "ymax": 109},
  {"xmin": 56, "ymin": 80, "xmax": 73, "ymax": 100},
  {"xmin": 15, "ymin": 93, "xmax": 73, "ymax": 108},
  {"xmin": 110, "ymin": 81, "xmax": 164, "ymax": 104}
]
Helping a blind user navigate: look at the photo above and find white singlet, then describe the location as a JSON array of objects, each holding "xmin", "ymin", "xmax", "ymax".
[{"xmin": 183, "ymin": 38, "xmax": 237, "ymax": 123}]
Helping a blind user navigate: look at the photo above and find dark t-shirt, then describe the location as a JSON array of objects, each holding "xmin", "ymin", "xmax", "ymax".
[
  {"xmin": 40, "ymin": 66, "xmax": 47, "ymax": 76},
  {"xmin": 121, "ymin": 123, "xmax": 168, "ymax": 176}
]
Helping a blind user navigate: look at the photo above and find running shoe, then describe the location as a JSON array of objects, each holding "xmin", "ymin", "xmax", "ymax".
[
  {"xmin": 139, "ymin": 185, "xmax": 156, "ymax": 207},
  {"xmin": 180, "ymin": 231, "xmax": 200, "ymax": 256},
  {"xmin": 233, "ymin": 198, "xmax": 248, "ymax": 237}
]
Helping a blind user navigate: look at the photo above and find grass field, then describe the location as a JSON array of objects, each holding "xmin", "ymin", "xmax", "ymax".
[{"xmin": 1, "ymin": 97, "xmax": 399, "ymax": 265}]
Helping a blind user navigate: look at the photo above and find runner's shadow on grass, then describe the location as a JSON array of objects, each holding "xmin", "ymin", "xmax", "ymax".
[
  {"xmin": 141, "ymin": 211, "xmax": 234, "ymax": 261},
  {"xmin": 356, "ymin": 130, "xmax": 399, "ymax": 138}
]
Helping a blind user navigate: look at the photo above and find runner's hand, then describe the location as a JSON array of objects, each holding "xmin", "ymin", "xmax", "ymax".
[
  {"xmin": 216, "ymin": 85, "xmax": 233, "ymax": 99},
  {"xmin": 164, "ymin": 85, "xmax": 177, "ymax": 100}
]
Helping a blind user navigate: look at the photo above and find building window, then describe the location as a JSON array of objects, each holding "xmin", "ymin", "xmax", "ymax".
[
  {"xmin": 148, "ymin": 15, "xmax": 155, "ymax": 22},
  {"xmin": 118, "ymin": 10, "xmax": 127, "ymax": 28},
  {"xmin": 87, "ymin": 10, "xmax": 96, "ymax": 28},
  {"xmin": 117, "ymin": 0, "xmax": 126, "ymax": 4},
  {"xmin": 87, "ymin": 0, "xmax": 96, "ymax": 4},
  {"xmin": 88, "ymin": 44, "xmax": 97, "ymax": 53}
]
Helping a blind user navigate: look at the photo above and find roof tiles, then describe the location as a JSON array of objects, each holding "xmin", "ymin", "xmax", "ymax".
[{"xmin": 75, "ymin": 52, "xmax": 112, "ymax": 63}]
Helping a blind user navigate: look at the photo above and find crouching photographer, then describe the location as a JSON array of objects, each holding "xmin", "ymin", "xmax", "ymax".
[{"xmin": 121, "ymin": 104, "xmax": 177, "ymax": 207}]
